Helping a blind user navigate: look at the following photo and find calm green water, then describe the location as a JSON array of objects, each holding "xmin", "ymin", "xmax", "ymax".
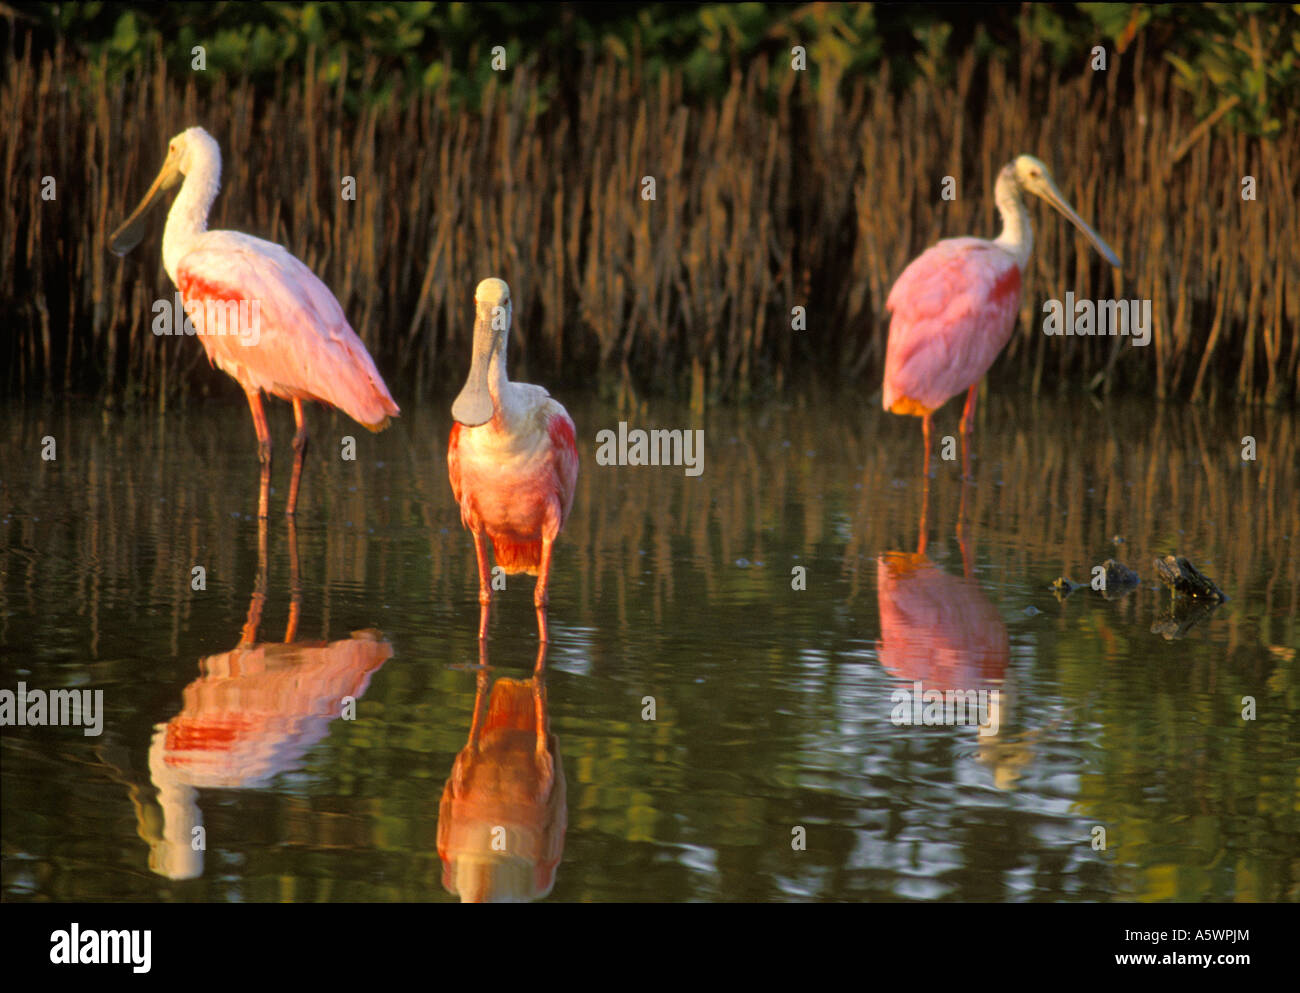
[{"xmin": 2, "ymin": 390, "xmax": 1297, "ymax": 902}]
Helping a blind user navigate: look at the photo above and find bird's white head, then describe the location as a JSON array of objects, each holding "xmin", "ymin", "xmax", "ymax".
[
  {"xmin": 453, "ymin": 278, "xmax": 514, "ymax": 426},
  {"xmin": 1009, "ymin": 154, "xmax": 1053, "ymax": 195},
  {"xmin": 110, "ymin": 126, "xmax": 222, "ymax": 257},
  {"xmin": 167, "ymin": 126, "xmax": 221, "ymax": 179},
  {"xmin": 474, "ymin": 277, "xmax": 512, "ymax": 323},
  {"xmin": 1005, "ymin": 154, "xmax": 1121, "ymax": 269}
]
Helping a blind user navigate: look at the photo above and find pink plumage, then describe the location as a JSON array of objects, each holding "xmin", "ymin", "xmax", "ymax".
[
  {"xmin": 109, "ymin": 126, "xmax": 401, "ymax": 517},
  {"xmin": 177, "ymin": 233, "xmax": 399, "ymax": 431},
  {"xmin": 446, "ymin": 277, "xmax": 578, "ymax": 642},
  {"xmin": 883, "ymin": 239, "xmax": 1021, "ymax": 417},
  {"xmin": 878, "ymin": 155, "xmax": 1120, "ymax": 475},
  {"xmin": 448, "ymin": 409, "xmax": 579, "ymax": 576}
]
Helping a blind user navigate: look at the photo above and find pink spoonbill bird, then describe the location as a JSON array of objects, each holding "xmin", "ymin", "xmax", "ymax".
[
  {"xmin": 447, "ymin": 278, "xmax": 579, "ymax": 643},
  {"xmin": 110, "ymin": 126, "xmax": 399, "ymax": 518},
  {"xmin": 882, "ymin": 154, "xmax": 1120, "ymax": 473}
]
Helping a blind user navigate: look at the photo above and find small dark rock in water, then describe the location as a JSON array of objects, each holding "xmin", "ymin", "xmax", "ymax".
[
  {"xmin": 1051, "ymin": 577, "xmax": 1081, "ymax": 598},
  {"xmin": 1098, "ymin": 558, "xmax": 1140, "ymax": 591},
  {"xmin": 1153, "ymin": 555, "xmax": 1227, "ymax": 602},
  {"xmin": 1094, "ymin": 558, "xmax": 1140, "ymax": 600}
]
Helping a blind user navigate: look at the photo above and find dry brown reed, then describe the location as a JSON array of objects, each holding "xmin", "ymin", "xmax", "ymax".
[{"xmin": 2, "ymin": 29, "xmax": 1295, "ymax": 405}]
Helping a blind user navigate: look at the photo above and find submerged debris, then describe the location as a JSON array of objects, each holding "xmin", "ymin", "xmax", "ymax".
[
  {"xmin": 1051, "ymin": 577, "xmax": 1081, "ymax": 599},
  {"xmin": 1153, "ymin": 555, "xmax": 1227, "ymax": 602}
]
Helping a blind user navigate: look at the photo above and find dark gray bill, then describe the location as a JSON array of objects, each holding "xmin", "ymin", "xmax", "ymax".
[
  {"xmin": 1036, "ymin": 178, "xmax": 1122, "ymax": 269},
  {"xmin": 110, "ymin": 156, "xmax": 181, "ymax": 256},
  {"xmin": 451, "ymin": 320, "xmax": 496, "ymax": 426}
]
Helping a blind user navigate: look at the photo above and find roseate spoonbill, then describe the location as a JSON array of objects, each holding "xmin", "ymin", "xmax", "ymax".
[
  {"xmin": 447, "ymin": 278, "xmax": 579, "ymax": 642},
  {"xmin": 883, "ymin": 154, "xmax": 1120, "ymax": 473},
  {"xmin": 109, "ymin": 126, "xmax": 399, "ymax": 518}
]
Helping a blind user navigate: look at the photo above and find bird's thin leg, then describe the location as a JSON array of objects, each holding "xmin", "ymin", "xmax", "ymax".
[
  {"xmin": 284, "ymin": 515, "xmax": 301, "ymax": 643},
  {"xmin": 532, "ymin": 640, "xmax": 549, "ymax": 677},
  {"xmin": 959, "ymin": 384, "xmax": 978, "ymax": 435},
  {"xmin": 532, "ymin": 644, "xmax": 553, "ymax": 795},
  {"xmin": 465, "ymin": 665, "xmax": 491, "ymax": 753},
  {"xmin": 922, "ymin": 413, "xmax": 933, "ymax": 478},
  {"xmin": 473, "ymin": 531, "xmax": 492, "ymax": 640},
  {"xmin": 959, "ymin": 384, "xmax": 977, "ymax": 480},
  {"xmin": 533, "ymin": 662, "xmax": 549, "ymax": 760},
  {"xmin": 286, "ymin": 398, "xmax": 309, "ymax": 518},
  {"xmin": 534, "ymin": 604, "xmax": 550, "ymax": 644},
  {"xmin": 535, "ymin": 536, "xmax": 554, "ymax": 643},
  {"xmin": 245, "ymin": 390, "xmax": 272, "ymax": 520},
  {"xmin": 917, "ymin": 471, "xmax": 931, "ymax": 558},
  {"xmin": 240, "ymin": 515, "xmax": 270, "ymax": 646},
  {"xmin": 957, "ymin": 476, "xmax": 974, "ymax": 579}
]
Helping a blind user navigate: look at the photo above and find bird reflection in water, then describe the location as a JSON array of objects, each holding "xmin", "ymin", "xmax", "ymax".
[
  {"xmin": 877, "ymin": 480, "xmax": 1036, "ymax": 789},
  {"xmin": 141, "ymin": 518, "xmax": 393, "ymax": 879},
  {"xmin": 437, "ymin": 640, "xmax": 566, "ymax": 902}
]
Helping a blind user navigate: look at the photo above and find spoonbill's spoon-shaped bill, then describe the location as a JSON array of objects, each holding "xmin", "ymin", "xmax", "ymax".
[
  {"xmin": 1012, "ymin": 155, "xmax": 1121, "ymax": 268},
  {"xmin": 110, "ymin": 143, "xmax": 183, "ymax": 255},
  {"xmin": 452, "ymin": 277, "xmax": 511, "ymax": 427}
]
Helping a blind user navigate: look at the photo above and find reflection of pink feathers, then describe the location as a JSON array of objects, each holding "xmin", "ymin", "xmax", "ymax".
[
  {"xmin": 883, "ymin": 239, "xmax": 1021, "ymax": 416},
  {"xmin": 162, "ymin": 630, "xmax": 393, "ymax": 788},
  {"xmin": 438, "ymin": 677, "xmax": 567, "ymax": 902},
  {"xmin": 176, "ymin": 232, "xmax": 399, "ymax": 430},
  {"xmin": 876, "ymin": 553, "xmax": 1008, "ymax": 687}
]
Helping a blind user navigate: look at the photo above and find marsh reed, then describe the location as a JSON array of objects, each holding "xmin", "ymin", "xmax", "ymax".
[{"xmin": 2, "ymin": 29, "xmax": 1295, "ymax": 405}]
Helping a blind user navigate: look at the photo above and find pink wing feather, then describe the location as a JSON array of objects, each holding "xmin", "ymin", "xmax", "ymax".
[
  {"xmin": 546, "ymin": 409, "xmax": 579, "ymax": 527},
  {"xmin": 883, "ymin": 238, "xmax": 1022, "ymax": 414},
  {"xmin": 177, "ymin": 231, "xmax": 399, "ymax": 430}
]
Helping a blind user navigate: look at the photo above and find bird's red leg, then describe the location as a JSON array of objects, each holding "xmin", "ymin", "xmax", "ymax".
[
  {"xmin": 246, "ymin": 390, "xmax": 272, "ymax": 520},
  {"xmin": 532, "ymin": 640, "xmax": 548, "ymax": 677},
  {"xmin": 240, "ymin": 515, "xmax": 270, "ymax": 647},
  {"xmin": 533, "ymin": 658, "xmax": 548, "ymax": 758},
  {"xmin": 530, "ymin": 641, "xmax": 554, "ymax": 794},
  {"xmin": 922, "ymin": 413, "xmax": 933, "ymax": 477},
  {"xmin": 286, "ymin": 398, "xmax": 309, "ymax": 517},
  {"xmin": 473, "ymin": 531, "xmax": 492, "ymax": 640},
  {"xmin": 917, "ymin": 471, "xmax": 931, "ymax": 558},
  {"xmin": 466, "ymin": 664, "xmax": 490, "ymax": 753},
  {"xmin": 959, "ymin": 384, "xmax": 978, "ymax": 435},
  {"xmin": 534, "ymin": 536, "xmax": 554, "ymax": 643},
  {"xmin": 284, "ymin": 515, "xmax": 301, "ymax": 643},
  {"xmin": 959, "ymin": 384, "xmax": 977, "ymax": 479}
]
